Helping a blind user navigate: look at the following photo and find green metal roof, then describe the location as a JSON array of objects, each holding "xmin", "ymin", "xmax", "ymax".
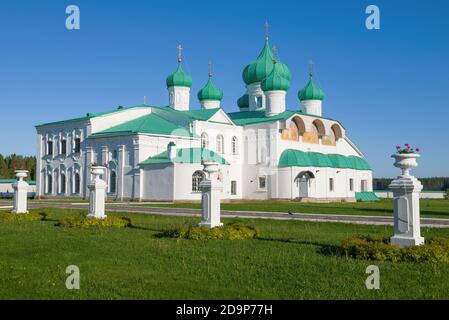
[
  {"xmin": 242, "ymin": 38, "xmax": 291, "ymax": 85},
  {"xmin": 261, "ymin": 61, "xmax": 290, "ymax": 92},
  {"xmin": 355, "ymin": 192, "xmax": 379, "ymax": 202},
  {"xmin": 228, "ymin": 110, "xmax": 296, "ymax": 125},
  {"xmin": 36, "ymin": 105, "xmax": 150, "ymax": 127},
  {"xmin": 91, "ymin": 113, "xmax": 193, "ymax": 138},
  {"xmin": 139, "ymin": 147, "xmax": 229, "ymax": 166},
  {"xmin": 0, "ymin": 179, "xmax": 36, "ymax": 185},
  {"xmin": 197, "ymin": 77, "xmax": 223, "ymax": 101},
  {"xmin": 298, "ymin": 75, "xmax": 325, "ymax": 101},
  {"xmin": 166, "ymin": 63, "xmax": 193, "ymax": 88},
  {"xmin": 150, "ymin": 105, "xmax": 222, "ymax": 122},
  {"xmin": 278, "ymin": 149, "xmax": 371, "ymax": 170}
]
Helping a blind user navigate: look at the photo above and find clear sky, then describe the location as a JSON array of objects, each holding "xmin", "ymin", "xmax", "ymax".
[{"xmin": 0, "ymin": 0, "xmax": 448, "ymax": 178}]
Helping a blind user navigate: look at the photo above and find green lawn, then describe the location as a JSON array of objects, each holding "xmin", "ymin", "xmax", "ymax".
[
  {"xmin": 1, "ymin": 207, "xmax": 449, "ymax": 299},
  {"xmin": 136, "ymin": 199, "xmax": 449, "ymax": 219}
]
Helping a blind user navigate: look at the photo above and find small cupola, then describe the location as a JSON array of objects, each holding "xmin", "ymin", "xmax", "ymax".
[
  {"xmin": 237, "ymin": 94, "xmax": 249, "ymax": 111},
  {"xmin": 166, "ymin": 45, "xmax": 192, "ymax": 111},
  {"xmin": 298, "ymin": 61, "xmax": 325, "ymax": 117},
  {"xmin": 197, "ymin": 61, "xmax": 223, "ymax": 109}
]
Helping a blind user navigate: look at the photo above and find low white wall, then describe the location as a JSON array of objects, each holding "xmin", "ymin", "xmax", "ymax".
[{"xmin": 375, "ymin": 190, "xmax": 446, "ymax": 199}]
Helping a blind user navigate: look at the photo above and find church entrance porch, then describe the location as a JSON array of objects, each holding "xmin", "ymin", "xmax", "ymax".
[{"xmin": 295, "ymin": 171, "xmax": 315, "ymax": 200}]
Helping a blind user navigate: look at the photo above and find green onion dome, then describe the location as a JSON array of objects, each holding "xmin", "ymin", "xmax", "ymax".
[
  {"xmin": 197, "ymin": 77, "xmax": 223, "ymax": 101},
  {"xmin": 166, "ymin": 63, "xmax": 193, "ymax": 88},
  {"xmin": 242, "ymin": 38, "xmax": 291, "ymax": 85},
  {"xmin": 298, "ymin": 75, "xmax": 325, "ymax": 101},
  {"xmin": 261, "ymin": 61, "xmax": 290, "ymax": 92},
  {"xmin": 237, "ymin": 94, "xmax": 249, "ymax": 109}
]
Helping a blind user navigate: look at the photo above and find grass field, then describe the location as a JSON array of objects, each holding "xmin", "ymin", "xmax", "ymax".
[
  {"xmin": 1, "ymin": 207, "xmax": 449, "ymax": 299},
  {"xmin": 24, "ymin": 198, "xmax": 449, "ymax": 218},
  {"xmin": 135, "ymin": 199, "xmax": 449, "ymax": 219}
]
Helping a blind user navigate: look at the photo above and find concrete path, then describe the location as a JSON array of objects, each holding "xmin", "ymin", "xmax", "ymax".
[{"xmin": 1, "ymin": 200, "xmax": 448, "ymax": 228}]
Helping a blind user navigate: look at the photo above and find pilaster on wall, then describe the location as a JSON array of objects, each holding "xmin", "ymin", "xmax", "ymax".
[
  {"xmin": 132, "ymin": 137, "xmax": 142, "ymax": 201},
  {"xmin": 36, "ymin": 134, "xmax": 43, "ymax": 198},
  {"xmin": 84, "ymin": 146, "xmax": 94, "ymax": 199},
  {"xmin": 117, "ymin": 144, "xmax": 125, "ymax": 201}
]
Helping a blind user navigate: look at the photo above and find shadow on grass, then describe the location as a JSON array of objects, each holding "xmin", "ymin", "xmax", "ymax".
[{"xmin": 256, "ymin": 236, "xmax": 339, "ymax": 256}]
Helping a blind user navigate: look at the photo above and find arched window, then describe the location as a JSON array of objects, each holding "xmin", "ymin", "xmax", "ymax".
[
  {"xmin": 46, "ymin": 173, "xmax": 53, "ymax": 194},
  {"xmin": 74, "ymin": 172, "xmax": 80, "ymax": 194},
  {"xmin": 60, "ymin": 173, "xmax": 66, "ymax": 194},
  {"xmin": 232, "ymin": 136, "xmax": 238, "ymax": 155},
  {"xmin": 201, "ymin": 133, "xmax": 209, "ymax": 149},
  {"xmin": 192, "ymin": 171, "xmax": 205, "ymax": 192},
  {"xmin": 109, "ymin": 171, "xmax": 117, "ymax": 193},
  {"xmin": 216, "ymin": 135, "xmax": 224, "ymax": 154}
]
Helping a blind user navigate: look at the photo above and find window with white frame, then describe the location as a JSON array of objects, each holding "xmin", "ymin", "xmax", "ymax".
[
  {"xmin": 201, "ymin": 133, "xmax": 208, "ymax": 149},
  {"xmin": 216, "ymin": 135, "xmax": 224, "ymax": 154},
  {"xmin": 231, "ymin": 180, "xmax": 237, "ymax": 195},
  {"xmin": 61, "ymin": 139, "xmax": 67, "ymax": 155},
  {"xmin": 192, "ymin": 171, "xmax": 205, "ymax": 192},
  {"xmin": 47, "ymin": 140, "xmax": 53, "ymax": 156},
  {"xmin": 232, "ymin": 136, "xmax": 238, "ymax": 155},
  {"xmin": 109, "ymin": 170, "xmax": 117, "ymax": 193},
  {"xmin": 258, "ymin": 176, "xmax": 267, "ymax": 190},
  {"xmin": 349, "ymin": 178, "xmax": 354, "ymax": 191},
  {"xmin": 329, "ymin": 178, "xmax": 334, "ymax": 192},
  {"xmin": 74, "ymin": 138, "xmax": 81, "ymax": 153},
  {"xmin": 60, "ymin": 172, "xmax": 66, "ymax": 194},
  {"xmin": 74, "ymin": 172, "xmax": 81, "ymax": 194},
  {"xmin": 46, "ymin": 173, "xmax": 53, "ymax": 194}
]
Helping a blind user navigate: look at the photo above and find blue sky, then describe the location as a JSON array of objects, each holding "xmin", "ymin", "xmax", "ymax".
[{"xmin": 0, "ymin": 0, "xmax": 448, "ymax": 178}]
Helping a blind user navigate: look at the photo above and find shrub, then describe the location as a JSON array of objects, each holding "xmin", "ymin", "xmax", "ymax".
[
  {"xmin": 0, "ymin": 212, "xmax": 46, "ymax": 222},
  {"xmin": 57, "ymin": 216, "xmax": 132, "ymax": 228},
  {"xmin": 338, "ymin": 235, "xmax": 449, "ymax": 263},
  {"xmin": 158, "ymin": 222, "xmax": 258, "ymax": 240}
]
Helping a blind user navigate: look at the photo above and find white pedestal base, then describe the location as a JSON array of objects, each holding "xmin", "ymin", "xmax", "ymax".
[
  {"xmin": 12, "ymin": 171, "xmax": 29, "ymax": 214},
  {"xmin": 389, "ymin": 174, "xmax": 424, "ymax": 248},
  {"xmin": 391, "ymin": 235, "xmax": 425, "ymax": 248},
  {"xmin": 87, "ymin": 166, "xmax": 107, "ymax": 219},
  {"xmin": 199, "ymin": 162, "xmax": 223, "ymax": 229}
]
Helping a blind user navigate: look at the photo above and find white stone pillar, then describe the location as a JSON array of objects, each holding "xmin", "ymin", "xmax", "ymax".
[
  {"xmin": 12, "ymin": 170, "xmax": 29, "ymax": 214},
  {"xmin": 199, "ymin": 161, "xmax": 223, "ymax": 228},
  {"xmin": 86, "ymin": 166, "xmax": 107, "ymax": 219},
  {"xmin": 389, "ymin": 153, "xmax": 424, "ymax": 248}
]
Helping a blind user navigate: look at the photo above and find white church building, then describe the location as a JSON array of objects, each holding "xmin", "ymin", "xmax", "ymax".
[{"xmin": 35, "ymin": 35, "xmax": 375, "ymax": 202}]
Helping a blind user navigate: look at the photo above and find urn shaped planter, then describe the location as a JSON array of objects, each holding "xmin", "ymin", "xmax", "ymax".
[
  {"xmin": 391, "ymin": 153, "xmax": 420, "ymax": 177},
  {"xmin": 12, "ymin": 170, "xmax": 29, "ymax": 214},
  {"xmin": 199, "ymin": 161, "xmax": 223, "ymax": 228}
]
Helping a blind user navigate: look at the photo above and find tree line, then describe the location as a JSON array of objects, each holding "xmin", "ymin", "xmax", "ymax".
[
  {"xmin": 374, "ymin": 177, "xmax": 449, "ymax": 191},
  {"xmin": 0, "ymin": 154, "xmax": 36, "ymax": 180}
]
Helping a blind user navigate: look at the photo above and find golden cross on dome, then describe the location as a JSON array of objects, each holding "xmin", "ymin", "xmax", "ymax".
[
  {"xmin": 177, "ymin": 44, "xmax": 183, "ymax": 63},
  {"xmin": 309, "ymin": 59, "xmax": 314, "ymax": 77},
  {"xmin": 208, "ymin": 60, "xmax": 213, "ymax": 78},
  {"xmin": 265, "ymin": 21, "xmax": 269, "ymax": 39}
]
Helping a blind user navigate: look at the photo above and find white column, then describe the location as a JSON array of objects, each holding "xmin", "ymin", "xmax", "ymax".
[
  {"xmin": 389, "ymin": 154, "xmax": 424, "ymax": 248},
  {"xmin": 86, "ymin": 166, "xmax": 107, "ymax": 219},
  {"xmin": 12, "ymin": 170, "xmax": 29, "ymax": 214},
  {"xmin": 199, "ymin": 162, "xmax": 223, "ymax": 228}
]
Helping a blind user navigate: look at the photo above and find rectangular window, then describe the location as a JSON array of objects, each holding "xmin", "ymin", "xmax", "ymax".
[
  {"xmin": 47, "ymin": 141, "xmax": 53, "ymax": 156},
  {"xmin": 231, "ymin": 181, "xmax": 237, "ymax": 195},
  {"xmin": 329, "ymin": 178, "xmax": 334, "ymax": 192},
  {"xmin": 361, "ymin": 180, "xmax": 368, "ymax": 192},
  {"xmin": 61, "ymin": 140, "xmax": 67, "ymax": 155},
  {"xmin": 256, "ymin": 96, "xmax": 263, "ymax": 109},
  {"xmin": 258, "ymin": 176, "xmax": 266, "ymax": 190},
  {"xmin": 74, "ymin": 138, "xmax": 81, "ymax": 153},
  {"xmin": 349, "ymin": 178, "xmax": 354, "ymax": 191}
]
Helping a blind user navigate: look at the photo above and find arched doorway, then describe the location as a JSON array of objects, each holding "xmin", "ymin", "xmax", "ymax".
[{"xmin": 295, "ymin": 171, "xmax": 315, "ymax": 198}]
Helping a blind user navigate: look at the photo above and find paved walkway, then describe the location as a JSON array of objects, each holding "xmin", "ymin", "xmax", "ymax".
[{"xmin": 1, "ymin": 200, "xmax": 449, "ymax": 228}]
